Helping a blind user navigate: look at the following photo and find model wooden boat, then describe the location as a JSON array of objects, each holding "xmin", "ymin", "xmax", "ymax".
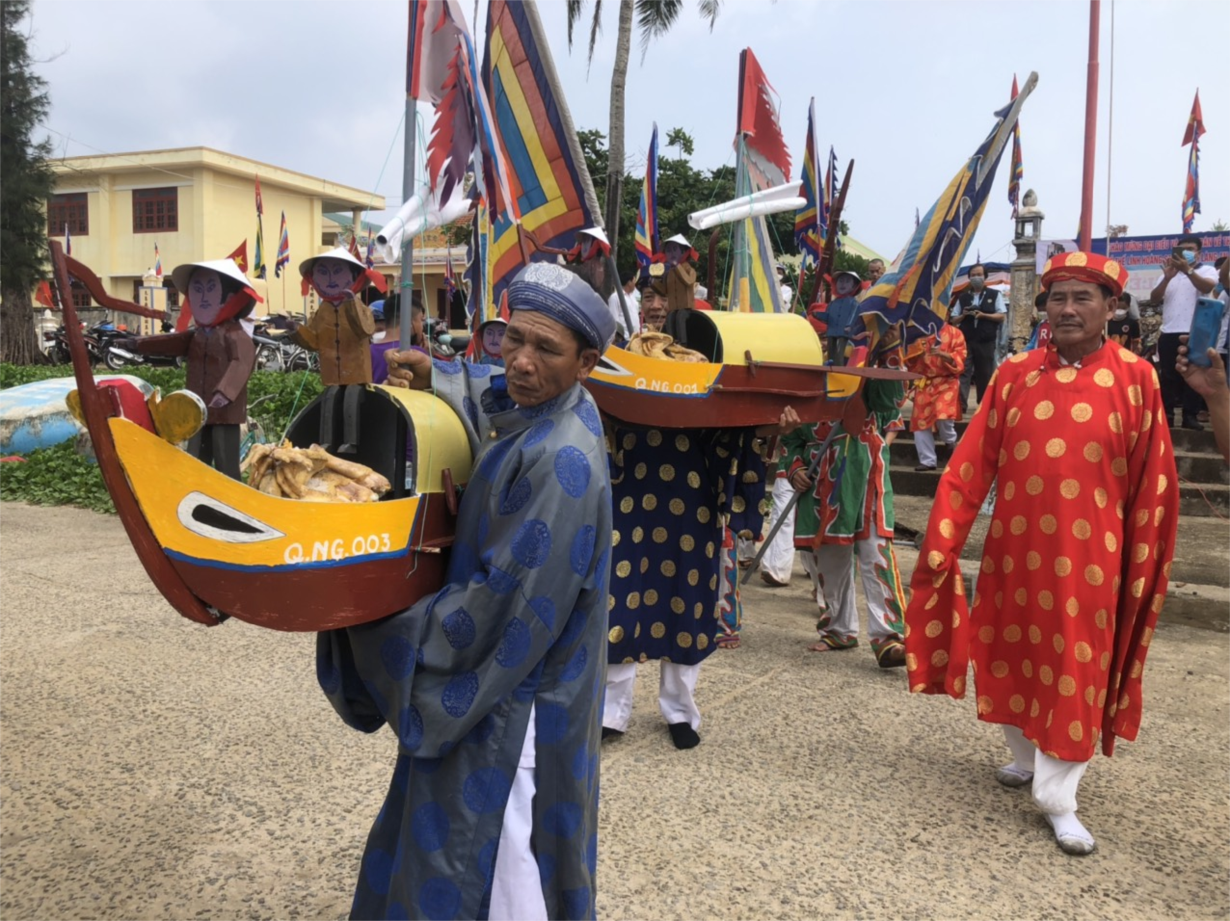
[
  {"xmin": 585, "ymin": 309, "xmax": 912, "ymax": 429},
  {"xmin": 49, "ymin": 243, "xmax": 471, "ymax": 631}
]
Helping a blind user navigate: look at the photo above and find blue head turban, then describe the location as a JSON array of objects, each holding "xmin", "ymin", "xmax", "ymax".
[{"xmin": 507, "ymin": 263, "xmax": 614, "ymax": 350}]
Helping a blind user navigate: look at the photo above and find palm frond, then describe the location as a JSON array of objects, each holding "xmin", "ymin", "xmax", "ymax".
[
  {"xmin": 587, "ymin": 0, "xmax": 604, "ymax": 68},
  {"xmin": 635, "ymin": 0, "xmax": 682, "ymax": 61},
  {"xmin": 567, "ymin": 0, "xmax": 585, "ymax": 47},
  {"xmin": 697, "ymin": 0, "xmax": 721, "ymax": 30}
]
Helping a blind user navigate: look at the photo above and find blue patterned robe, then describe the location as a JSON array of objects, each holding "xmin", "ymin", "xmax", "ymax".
[
  {"xmin": 605, "ymin": 425, "xmax": 766, "ymax": 666},
  {"xmin": 318, "ymin": 362, "xmax": 611, "ymax": 921}
]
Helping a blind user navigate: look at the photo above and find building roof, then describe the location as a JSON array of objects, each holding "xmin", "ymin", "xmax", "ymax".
[{"xmin": 51, "ymin": 146, "xmax": 383, "ymax": 212}]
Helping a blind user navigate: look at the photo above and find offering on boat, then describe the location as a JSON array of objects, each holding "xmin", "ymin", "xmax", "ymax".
[{"xmin": 242, "ymin": 442, "xmax": 392, "ymax": 502}]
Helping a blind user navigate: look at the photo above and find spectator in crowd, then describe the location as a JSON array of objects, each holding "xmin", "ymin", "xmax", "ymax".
[
  {"xmin": 1150, "ymin": 234, "xmax": 1218, "ymax": 429},
  {"xmin": 1107, "ymin": 292, "xmax": 1142, "ymax": 354},
  {"xmin": 952, "ymin": 264, "xmax": 1006, "ymax": 410}
]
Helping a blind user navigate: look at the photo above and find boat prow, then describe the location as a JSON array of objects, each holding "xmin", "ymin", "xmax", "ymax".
[{"xmin": 585, "ymin": 309, "xmax": 909, "ymax": 428}]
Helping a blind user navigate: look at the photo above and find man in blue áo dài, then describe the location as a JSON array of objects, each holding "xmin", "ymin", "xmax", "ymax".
[
  {"xmin": 318, "ymin": 263, "xmax": 615, "ymax": 921},
  {"xmin": 603, "ymin": 404, "xmax": 798, "ymax": 750}
]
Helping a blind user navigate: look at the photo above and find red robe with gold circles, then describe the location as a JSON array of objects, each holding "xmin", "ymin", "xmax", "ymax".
[
  {"xmin": 910, "ymin": 323, "xmax": 967, "ymax": 431},
  {"xmin": 904, "ymin": 342, "xmax": 1178, "ymax": 761}
]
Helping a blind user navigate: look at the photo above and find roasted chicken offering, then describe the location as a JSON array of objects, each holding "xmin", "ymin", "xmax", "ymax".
[{"xmin": 242, "ymin": 442, "xmax": 392, "ymax": 502}]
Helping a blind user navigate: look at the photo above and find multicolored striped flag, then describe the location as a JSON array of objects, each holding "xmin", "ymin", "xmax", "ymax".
[
  {"xmin": 794, "ymin": 99, "xmax": 821, "ymax": 266},
  {"xmin": 1008, "ymin": 75, "xmax": 1023, "ymax": 218},
  {"xmin": 729, "ymin": 48, "xmax": 790, "ymax": 313},
  {"xmin": 635, "ymin": 123, "xmax": 660, "ymax": 273},
  {"xmin": 154, "ymin": 242, "xmax": 162, "ymax": 278},
  {"xmin": 253, "ymin": 176, "xmax": 267, "ymax": 280},
  {"xmin": 849, "ymin": 75, "xmax": 1035, "ymax": 364},
  {"xmin": 481, "ymin": 0, "xmax": 600, "ymax": 312},
  {"xmin": 275, "ymin": 211, "xmax": 290, "ymax": 278},
  {"xmin": 1182, "ymin": 90, "xmax": 1205, "ymax": 233}
]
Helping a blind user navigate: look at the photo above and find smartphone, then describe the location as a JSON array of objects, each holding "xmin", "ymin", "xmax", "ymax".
[
  {"xmin": 1188, "ymin": 297, "xmax": 1226, "ymax": 367},
  {"xmin": 1172, "ymin": 246, "xmax": 1185, "ymax": 259}
]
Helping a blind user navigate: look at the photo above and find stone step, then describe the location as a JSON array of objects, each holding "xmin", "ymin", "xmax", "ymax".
[
  {"xmin": 888, "ymin": 465, "xmax": 1230, "ymax": 517},
  {"xmin": 897, "ymin": 416, "xmax": 1222, "ymax": 455},
  {"xmin": 887, "ymin": 441, "xmax": 1229, "ymax": 485}
]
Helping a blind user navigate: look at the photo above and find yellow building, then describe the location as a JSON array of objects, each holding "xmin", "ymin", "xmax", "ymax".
[{"xmin": 47, "ymin": 146, "xmax": 389, "ymax": 323}]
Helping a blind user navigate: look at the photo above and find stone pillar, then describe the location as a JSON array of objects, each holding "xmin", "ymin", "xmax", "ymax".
[
  {"xmin": 137, "ymin": 269, "xmax": 167, "ymax": 336},
  {"xmin": 1009, "ymin": 189, "xmax": 1045, "ymax": 355}
]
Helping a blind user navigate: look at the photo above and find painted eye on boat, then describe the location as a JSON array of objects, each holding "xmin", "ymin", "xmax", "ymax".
[
  {"xmin": 595, "ymin": 355, "xmax": 630, "ymax": 376},
  {"xmin": 176, "ymin": 492, "xmax": 285, "ymax": 544}
]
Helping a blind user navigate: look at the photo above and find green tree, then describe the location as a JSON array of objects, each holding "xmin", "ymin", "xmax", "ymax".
[
  {"xmin": 566, "ymin": 0, "xmax": 721, "ymax": 267},
  {"xmin": 1, "ymin": 1, "xmax": 56, "ymax": 364},
  {"xmin": 665, "ymin": 127, "xmax": 694, "ymax": 159}
]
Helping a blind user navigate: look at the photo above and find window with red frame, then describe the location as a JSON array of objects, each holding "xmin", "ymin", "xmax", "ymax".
[
  {"xmin": 132, "ymin": 187, "xmax": 178, "ymax": 233},
  {"xmin": 48, "ymin": 193, "xmax": 89, "ymax": 236}
]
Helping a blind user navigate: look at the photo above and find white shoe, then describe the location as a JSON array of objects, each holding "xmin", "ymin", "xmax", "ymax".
[
  {"xmin": 995, "ymin": 763, "xmax": 1034, "ymax": 788},
  {"xmin": 1045, "ymin": 812, "xmax": 1096, "ymax": 855}
]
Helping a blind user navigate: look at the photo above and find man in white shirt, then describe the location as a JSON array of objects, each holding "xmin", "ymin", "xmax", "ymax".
[
  {"xmin": 776, "ymin": 263, "xmax": 793, "ymax": 312},
  {"xmin": 1150, "ymin": 234, "xmax": 1219, "ymax": 429},
  {"xmin": 609, "ymin": 274, "xmax": 641, "ymax": 341}
]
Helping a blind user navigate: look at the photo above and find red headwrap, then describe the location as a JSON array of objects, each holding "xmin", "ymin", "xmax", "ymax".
[{"xmin": 1040, "ymin": 252, "xmax": 1126, "ymax": 298}]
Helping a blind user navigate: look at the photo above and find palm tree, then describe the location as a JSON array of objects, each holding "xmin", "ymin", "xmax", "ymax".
[{"xmin": 566, "ymin": 0, "xmax": 721, "ymax": 267}]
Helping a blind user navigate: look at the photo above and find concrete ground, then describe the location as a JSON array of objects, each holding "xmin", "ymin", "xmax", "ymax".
[{"xmin": 1, "ymin": 501, "xmax": 1228, "ymax": 921}]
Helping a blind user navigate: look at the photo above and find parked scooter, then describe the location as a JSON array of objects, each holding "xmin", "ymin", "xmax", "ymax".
[{"xmin": 104, "ymin": 321, "xmax": 185, "ymax": 370}]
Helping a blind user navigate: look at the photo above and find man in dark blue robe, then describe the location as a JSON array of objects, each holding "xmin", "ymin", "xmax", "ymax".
[{"xmin": 318, "ymin": 264, "xmax": 615, "ymax": 920}]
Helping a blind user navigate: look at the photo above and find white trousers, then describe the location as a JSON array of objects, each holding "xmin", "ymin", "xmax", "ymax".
[
  {"xmin": 603, "ymin": 661, "xmax": 701, "ymax": 731},
  {"xmin": 812, "ymin": 537, "xmax": 902, "ymax": 644},
  {"xmin": 913, "ymin": 420, "xmax": 957, "ymax": 467},
  {"xmin": 1002, "ymin": 725, "xmax": 1091, "ymax": 815},
  {"xmin": 489, "ymin": 707, "xmax": 547, "ymax": 921},
  {"xmin": 759, "ymin": 476, "xmax": 797, "ymax": 584},
  {"xmin": 799, "ymin": 545, "xmax": 828, "ymax": 611}
]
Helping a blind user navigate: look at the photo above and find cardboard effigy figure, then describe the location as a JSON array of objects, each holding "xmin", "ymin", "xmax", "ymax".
[
  {"xmin": 293, "ymin": 247, "xmax": 386, "ymax": 452},
  {"xmin": 660, "ymin": 233, "xmax": 698, "ymax": 313},
  {"xmin": 124, "ymin": 259, "xmax": 260, "ymax": 479}
]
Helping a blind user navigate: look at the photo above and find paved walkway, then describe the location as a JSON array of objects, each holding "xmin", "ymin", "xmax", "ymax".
[{"xmin": 2, "ymin": 502, "xmax": 1227, "ymax": 920}]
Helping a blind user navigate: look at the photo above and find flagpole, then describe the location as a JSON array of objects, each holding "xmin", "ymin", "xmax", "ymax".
[
  {"xmin": 400, "ymin": 94, "xmax": 417, "ymax": 351},
  {"xmin": 1079, "ymin": 0, "xmax": 1100, "ymax": 252}
]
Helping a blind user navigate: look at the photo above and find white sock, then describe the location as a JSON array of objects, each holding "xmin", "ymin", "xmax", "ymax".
[{"xmin": 1045, "ymin": 811, "xmax": 1096, "ymax": 855}]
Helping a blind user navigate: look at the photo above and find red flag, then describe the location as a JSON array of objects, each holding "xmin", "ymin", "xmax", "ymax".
[
  {"xmin": 34, "ymin": 280, "xmax": 55, "ymax": 309},
  {"xmin": 1182, "ymin": 90, "xmax": 1205, "ymax": 147},
  {"xmin": 226, "ymin": 240, "xmax": 248, "ymax": 273},
  {"xmin": 735, "ymin": 48, "xmax": 791, "ymax": 187},
  {"xmin": 254, "ymin": 176, "xmax": 264, "ymax": 216}
]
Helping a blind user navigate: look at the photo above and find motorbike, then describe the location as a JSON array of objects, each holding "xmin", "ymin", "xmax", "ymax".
[
  {"xmin": 424, "ymin": 317, "xmax": 470, "ymax": 360},
  {"xmin": 46, "ymin": 321, "xmax": 123, "ymax": 366},
  {"xmin": 252, "ymin": 322, "xmax": 318, "ymax": 373},
  {"xmin": 103, "ymin": 321, "xmax": 185, "ymax": 371}
]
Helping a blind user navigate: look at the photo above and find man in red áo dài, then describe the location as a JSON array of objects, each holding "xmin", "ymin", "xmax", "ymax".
[
  {"xmin": 904, "ymin": 252, "xmax": 1178, "ymax": 856},
  {"xmin": 910, "ymin": 320, "xmax": 967, "ymax": 471}
]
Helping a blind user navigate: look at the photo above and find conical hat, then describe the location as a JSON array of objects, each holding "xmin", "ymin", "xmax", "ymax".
[
  {"xmin": 299, "ymin": 246, "xmax": 366, "ymax": 279},
  {"xmin": 170, "ymin": 259, "xmax": 253, "ymax": 296}
]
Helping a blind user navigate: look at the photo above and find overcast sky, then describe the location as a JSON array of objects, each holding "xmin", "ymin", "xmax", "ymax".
[{"xmin": 25, "ymin": 0, "xmax": 1229, "ymax": 266}]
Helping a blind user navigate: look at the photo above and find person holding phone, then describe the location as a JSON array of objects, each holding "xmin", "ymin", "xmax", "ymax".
[
  {"xmin": 1177, "ymin": 336, "xmax": 1230, "ymax": 463},
  {"xmin": 1150, "ymin": 235, "xmax": 1218, "ymax": 429}
]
